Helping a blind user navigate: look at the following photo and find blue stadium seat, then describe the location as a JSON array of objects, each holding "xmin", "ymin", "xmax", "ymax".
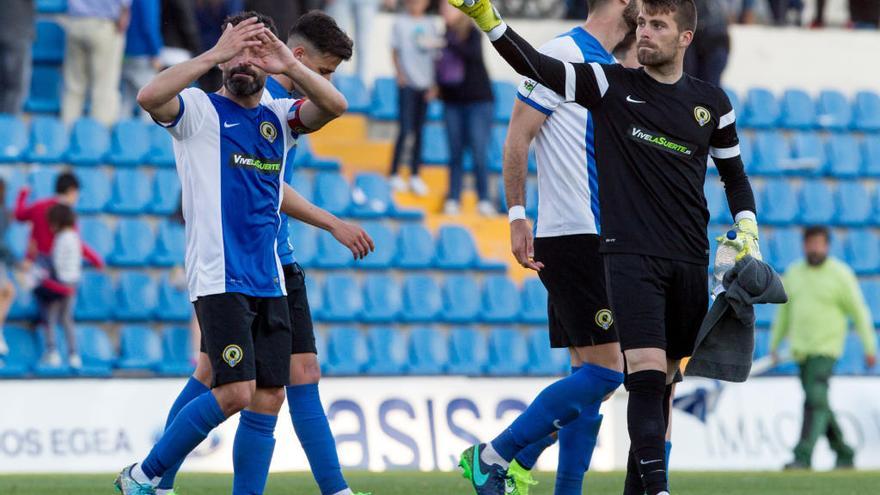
[
  {"xmin": 0, "ymin": 114, "xmax": 29, "ymax": 162},
  {"xmin": 1, "ymin": 171, "xmax": 26, "ymax": 209},
  {"xmin": 289, "ymin": 221, "xmax": 317, "ymax": 268},
  {"xmin": 427, "ymin": 99, "xmax": 444, "ymax": 121},
  {"xmin": 322, "ymin": 274, "xmax": 363, "ymax": 322},
  {"xmin": 780, "ymin": 89, "xmax": 816, "ymax": 130},
  {"xmin": 305, "ymin": 276, "xmax": 323, "ymax": 321},
  {"xmin": 864, "ymin": 136, "xmax": 880, "ymax": 178},
  {"xmin": 26, "ymin": 116, "xmax": 67, "ymax": 163},
  {"xmin": 827, "ymin": 134, "xmax": 862, "ymax": 178},
  {"xmin": 333, "ymin": 74, "xmax": 370, "ymax": 113},
  {"xmin": 74, "ymin": 270, "xmax": 114, "ymax": 321},
  {"xmin": 75, "ymin": 168, "xmax": 111, "ymax": 213},
  {"xmin": 370, "ymin": 77, "xmax": 398, "ymax": 120},
  {"xmin": 313, "ymin": 172, "xmax": 351, "ymax": 216},
  {"xmin": 351, "ymin": 173, "xmax": 422, "ymax": 220},
  {"xmin": 442, "ymin": 274, "xmax": 482, "ymax": 324},
  {"xmin": 29, "ymin": 166, "xmax": 59, "ymax": 200},
  {"xmin": 744, "ymin": 88, "xmax": 781, "ymax": 129},
  {"xmin": 768, "ymin": 227, "xmax": 802, "ymax": 273},
  {"xmin": 148, "ymin": 169, "xmax": 182, "ymax": 215},
  {"xmin": 520, "ymin": 278, "xmax": 548, "ymax": 325},
  {"xmin": 817, "ymin": 90, "xmax": 852, "ymax": 131},
  {"xmin": 115, "ymin": 271, "xmax": 158, "ymax": 321},
  {"xmin": 25, "ymin": 65, "xmax": 62, "ymax": 114},
  {"xmin": 78, "ymin": 217, "xmax": 113, "ymax": 261},
  {"xmin": 860, "ymin": 280, "xmax": 880, "ymax": 326},
  {"xmin": 421, "ymin": 123, "xmax": 450, "ymax": 164},
  {"xmin": 854, "ymin": 91, "xmax": 880, "ymax": 132},
  {"xmin": 0, "ymin": 326, "xmax": 39, "ymax": 377},
  {"xmin": 790, "ymin": 132, "xmax": 828, "ymax": 176},
  {"xmin": 109, "ymin": 168, "xmax": 151, "ymax": 214},
  {"xmin": 493, "ymin": 81, "xmax": 517, "ymax": 122},
  {"xmin": 151, "ymin": 220, "xmax": 185, "ymax": 266},
  {"xmin": 835, "ymin": 332, "xmax": 871, "ymax": 375},
  {"xmin": 704, "ymin": 180, "xmax": 732, "ymax": 225},
  {"xmin": 799, "ymin": 180, "xmax": 835, "ymax": 224},
  {"xmin": 495, "ymin": 177, "xmax": 538, "ymax": 215},
  {"xmin": 315, "ymin": 230, "xmax": 353, "ymax": 269},
  {"xmin": 292, "ymin": 135, "xmax": 339, "ymax": 170},
  {"xmin": 486, "ymin": 125, "xmax": 507, "ymax": 173},
  {"xmin": 157, "ymin": 327, "xmax": 195, "ymax": 376},
  {"xmin": 835, "ymin": 181, "xmax": 871, "ymax": 226},
  {"xmin": 407, "ymin": 327, "xmax": 447, "ymax": 375},
  {"xmin": 845, "ymin": 229, "xmax": 880, "ymax": 275},
  {"xmin": 396, "ymin": 223, "xmax": 435, "ymax": 269},
  {"xmin": 289, "ymin": 170, "xmax": 313, "ymax": 202},
  {"xmin": 359, "ymin": 221, "xmax": 395, "ymax": 270},
  {"xmin": 400, "ymin": 275, "xmax": 442, "ymax": 322},
  {"xmin": 447, "ymin": 327, "xmax": 488, "ymax": 375},
  {"xmin": 67, "ymin": 118, "xmax": 110, "ymax": 166},
  {"xmin": 155, "ymin": 275, "xmax": 191, "ymax": 322},
  {"xmin": 326, "ymin": 326, "xmax": 369, "ymax": 375},
  {"xmin": 750, "ymin": 131, "xmax": 790, "ymax": 176},
  {"xmin": 760, "ymin": 179, "xmax": 798, "ymax": 225},
  {"xmin": 527, "ymin": 328, "xmax": 570, "ymax": 376},
  {"xmin": 110, "ymin": 218, "xmax": 155, "ymax": 266},
  {"xmin": 754, "ymin": 303, "xmax": 777, "ymax": 327},
  {"xmin": 738, "ymin": 134, "xmax": 755, "ymax": 173},
  {"xmin": 6, "ymin": 222, "xmax": 29, "ymax": 262},
  {"xmin": 487, "ymin": 327, "xmax": 529, "ymax": 376},
  {"xmin": 438, "ymin": 225, "xmax": 506, "ymax": 272},
  {"xmin": 107, "ymin": 119, "xmax": 150, "ymax": 167},
  {"xmin": 75, "ymin": 326, "xmax": 115, "ymax": 377},
  {"xmin": 117, "ymin": 325, "xmax": 163, "ymax": 371},
  {"xmin": 365, "ymin": 327, "xmax": 408, "ymax": 375},
  {"xmin": 146, "ymin": 126, "xmax": 175, "ymax": 168},
  {"xmin": 33, "ymin": 326, "xmax": 73, "ymax": 377},
  {"xmin": 724, "ymin": 88, "xmax": 744, "ymax": 126},
  {"xmin": 481, "ymin": 275, "xmax": 521, "ymax": 324},
  {"xmin": 37, "ymin": 0, "xmax": 67, "ymax": 13},
  {"xmin": 361, "ymin": 274, "xmax": 402, "ymax": 323}
]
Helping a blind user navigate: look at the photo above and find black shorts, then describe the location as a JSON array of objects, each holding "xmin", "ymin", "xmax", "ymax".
[
  {"xmin": 194, "ymin": 292, "xmax": 291, "ymax": 388},
  {"xmin": 283, "ymin": 263, "xmax": 318, "ymax": 355},
  {"xmin": 533, "ymin": 234, "xmax": 618, "ymax": 349},
  {"xmin": 603, "ymin": 253, "xmax": 708, "ymax": 360}
]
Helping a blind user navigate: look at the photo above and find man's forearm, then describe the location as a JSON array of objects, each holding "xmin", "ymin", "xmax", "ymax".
[
  {"xmin": 503, "ymin": 137, "xmax": 529, "ymax": 208},
  {"xmin": 136, "ymin": 52, "xmax": 217, "ymax": 112},
  {"xmin": 285, "ymin": 60, "xmax": 347, "ymax": 127},
  {"xmin": 282, "ymin": 184, "xmax": 339, "ymax": 232}
]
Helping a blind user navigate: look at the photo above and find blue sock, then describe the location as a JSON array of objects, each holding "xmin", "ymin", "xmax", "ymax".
[
  {"xmin": 141, "ymin": 392, "xmax": 226, "ymax": 480},
  {"xmin": 491, "ymin": 363, "xmax": 623, "ymax": 461},
  {"xmin": 513, "ymin": 434, "xmax": 556, "ymax": 470},
  {"xmin": 554, "ymin": 364, "xmax": 604, "ymax": 495},
  {"xmin": 287, "ymin": 384, "xmax": 347, "ymax": 495},
  {"xmin": 233, "ymin": 410, "xmax": 278, "ymax": 495},
  {"xmin": 158, "ymin": 377, "xmax": 210, "ymax": 490},
  {"xmin": 666, "ymin": 440, "xmax": 672, "ymax": 471}
]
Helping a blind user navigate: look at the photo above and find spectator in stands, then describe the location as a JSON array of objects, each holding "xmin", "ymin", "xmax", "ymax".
[
  {"xmin": 811, "ymin": 0, "xmax": 828, "ymax": 27},
  {"xmin": 769, "ymin": 0, "xmax": 804, "ymax": 26},
  {"xmin": 0, "ymin": 179, "xmax": 16, "ymax": 359},
  {"xmin": 14, "ymin": 172, "xmax": 105, "ymax": 272},
  {"xmin": 0, "ymin": 1, "xmax": 35, "ymax": 115},
  {"xmin": 325, "ymin": 0, "xmax": 380, "ymax": 82},
  {"xmin": 159, "ymin": 0, "xmax": 201, "ymax": 67},
  {"xmin": 684, "ymin": 0, "xmax": 731, "ymax": 86},
  {"xmin": 122, "ymin": 0, "xmax": 163, "ymax": 120},
  {"xmin": 771, "ymin": 226, "xmax": 877, "ymax": 470},
  {"xmin": 245, "ymin": 0, "xmax": 316, "ymax": 42},
  {"xmin": 850, "ymin": 0, "xmax": 880, "ymax": 29},
  {"xmin": 34, "ymin": 204, "xmax": 82, "ymax": 369},
  {"xmin": 61, "ymin": 0, "xmax": 132, "ymax": 126},
  {"xmin": 438, "ymin": 3, "xmax": 493, "ymax": 216},
  {"xmin": 194, "ymin": 0, "xmax": 243, "ymax": 91},
  {"xmin": 388, "ymin": 0, "xmax": 440, "ymax": 197}
]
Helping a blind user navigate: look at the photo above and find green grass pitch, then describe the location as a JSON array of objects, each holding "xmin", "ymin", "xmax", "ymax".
[{"xmin": 1, "ymin": 471, "xmax": 878, "ymax": 494}]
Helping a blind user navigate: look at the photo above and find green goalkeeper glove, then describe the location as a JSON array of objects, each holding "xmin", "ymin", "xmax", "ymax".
[
  {"xmin": 448, "ymin": 0, "xmax": 503, "ymax": 33},
  {"xmin": 733, "ymin": 217, "xmax": 761, "ymax": 261}
]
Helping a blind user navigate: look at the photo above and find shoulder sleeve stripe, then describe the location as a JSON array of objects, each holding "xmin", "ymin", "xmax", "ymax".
[
  {"xmin": 564, "ymin": 62, "xmax": 576, "ymax": 101},
  {"xmin": 154, "ymin": 94, "xmax": 185, "ymax": 128},
  {"xmin": 590, "ymin": 62, "xmax": 609, "ymax": 97},
  {"xmin": 718, "ymin": 109, "xmax": 736, "ymax": 129},
  {"xmin": 710, "ymin": 144, "xmax": 741, "ymax": 159},
  {"xmin": 516, "ymin": 92, "xmax": 553, "ymax": 116}
]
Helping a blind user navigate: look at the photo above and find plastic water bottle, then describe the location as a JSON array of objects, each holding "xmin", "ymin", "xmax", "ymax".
[{"xmin": 713, "ymin": 230, "xmax": 739, "ymax": 296}]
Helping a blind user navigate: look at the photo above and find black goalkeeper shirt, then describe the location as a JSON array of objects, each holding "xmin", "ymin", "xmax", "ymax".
[{"xmin": 491, "ymin": 26, "xmax": 756, "ymax": 265}]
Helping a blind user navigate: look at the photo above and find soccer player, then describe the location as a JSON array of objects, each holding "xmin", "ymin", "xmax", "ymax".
[
  {"xmin": 114, "ymin": 12, "xmax": 351, "ymax": 495},
  {"xmin": 450, "ymin": 1, "xmax": 759, "ymax": 494},
  {"xmin": 154, "ymin": 11, "xmax": 372, "ymax": 495},
  {"xmin": 500, "ymin": 1, "xmax": 635, "ymax": 494}
]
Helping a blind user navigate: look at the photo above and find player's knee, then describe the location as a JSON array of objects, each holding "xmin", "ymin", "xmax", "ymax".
[
  {"xmin": 192, "ymin": 353, "xmax": 213, "ymax": 387},
  {"xmin": 250, "ymin": 387, "xmax": 286, "ymax": 414},
  {"xmin": 214, "ymin": 381, "xmax": 256, "ymax": 415}
]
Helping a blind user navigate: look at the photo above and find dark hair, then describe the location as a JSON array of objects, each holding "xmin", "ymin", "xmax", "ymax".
[
  {"xmin": 55, "ymin": 171, "xmax": 80, "ymax": 195},
  {"xmin": 613, "ymin": 30, "xmax": 637, "ymax": 60},
  {"xmin": 48, "ymin": 203, "xmax": 76, "ymax": 230},
  {"xmin": 223, "ymin": 11, "xmax": 278, "ymax": 37},
  {"xmin": 288, "ymin": 11, "xmax": 353, "ymax": 61},
  {"xmin": 803, "ymin": 225, "xmax": 830, "ymax": 243},
  {"xmin": 587, "ymin": 0, "xmax": 612, "ymax": 13},
  {"xmin": 642, "ymin": 0, "xmax": 698, "ymax": 32}
]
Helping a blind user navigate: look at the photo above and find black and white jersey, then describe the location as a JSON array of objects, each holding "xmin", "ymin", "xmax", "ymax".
[{"xmin": 490, "ymin": 25, "xmax": 756, "ymax": 265}]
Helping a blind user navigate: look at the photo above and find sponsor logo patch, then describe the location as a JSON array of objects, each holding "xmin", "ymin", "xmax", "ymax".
[
  {"xmin": 628, "ymin": 125, "xmax": 696, "ymax": 157},
  {"xmin": 229, "ymin": 153, "xmax": 281, "ymax": 174}
]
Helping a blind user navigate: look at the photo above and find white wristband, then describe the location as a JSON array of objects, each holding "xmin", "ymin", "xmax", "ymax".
[{"xmin": 508, "ymin": 205, "xmax": 526, "ymax": 223}]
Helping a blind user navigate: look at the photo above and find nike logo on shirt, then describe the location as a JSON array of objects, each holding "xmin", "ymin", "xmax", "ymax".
[
  {"xmin": 224, "ymin": 121, "xmax": 240, "ymax": 128},
  {"xmin": 626, "ymin": 95, "xmax": 647, "ymax": 104},
  {"xmin": 640, "ymin": 458, "xmax": 663, "ymax": 465}
]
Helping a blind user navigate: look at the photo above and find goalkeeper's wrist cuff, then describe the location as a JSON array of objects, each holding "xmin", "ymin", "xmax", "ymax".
[
  {"xmin": 487, "ymin": 21, "xmax": 507, "ymax": 41},
  {"xmin": 735, "ymin": 210, "xmax": 757, "ymax": 223}
]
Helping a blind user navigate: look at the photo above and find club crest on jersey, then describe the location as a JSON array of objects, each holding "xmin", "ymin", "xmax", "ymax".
[
  {"xmin": 595, "ymin": 309, "xmax": 614, "ymax": 330},
  {"xmin": 523, "ymin": 79, "xmax": 537, "ymax": 96},
  {"xmin": 260, "ymin": 121, "xmax": 278, "ymax": 143},
  {"xmin": 694, "ymin": 106, "xmax": 712, "ymax": 127},
  {"xmin": 222, "ymin": 344, "xmax": 243, "ymax": 367}
]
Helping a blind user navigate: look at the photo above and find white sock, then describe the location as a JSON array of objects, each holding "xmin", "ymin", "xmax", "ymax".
[
  {"xmin": 130, "ymin": 463, "xmax": 159, "ymax": 486},
  {"xmin": 480, "ymin": 443, "xmax": 509, "ymax": 470},
  {"xmin": 331, "ymin": 489, "xmax": 353, "ymax": 495},
  {"xmin": 156, "ymin": 490, "xmax": 173, "ymax": 495}
]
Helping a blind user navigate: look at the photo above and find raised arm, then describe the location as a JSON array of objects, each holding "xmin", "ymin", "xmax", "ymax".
[{"xmin": 281, "ymin": 184, "xmax": 373, "ymax": 259}]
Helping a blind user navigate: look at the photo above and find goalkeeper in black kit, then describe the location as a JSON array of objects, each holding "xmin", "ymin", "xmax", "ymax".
[{"xmin": 449, "ymin": 1, "xmax": 759, "ymax": 494}]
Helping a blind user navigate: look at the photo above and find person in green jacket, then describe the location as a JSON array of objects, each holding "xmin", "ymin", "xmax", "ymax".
[{"xmin": 771, "ymin": 225, "xmax": 877, "ymax": 470}]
